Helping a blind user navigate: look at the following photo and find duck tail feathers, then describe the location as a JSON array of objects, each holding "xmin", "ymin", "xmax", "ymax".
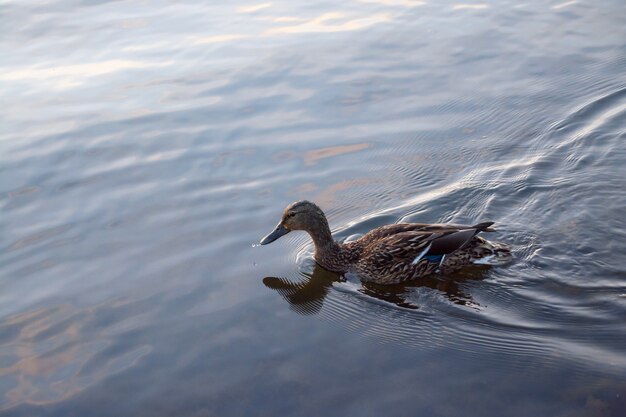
[{"xmin": 472, "ymin": 221, "xmax": 496, "ymax": 232}]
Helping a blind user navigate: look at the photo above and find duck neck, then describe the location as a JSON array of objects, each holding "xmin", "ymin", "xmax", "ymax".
[{"xmin": 307, "ymin": 220, "xmax": 345, "ymax": 271}]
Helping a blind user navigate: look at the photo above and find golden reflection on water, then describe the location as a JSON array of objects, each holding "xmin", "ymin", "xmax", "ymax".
[
  {"xmin": 265, "ymin": 12, "xmax": 392, "ymax": 35},
  {"xmin": 0, "ymin": 60, "xmax": 173, "ymax": 89},
  {"xmin": 452, "ymin": 4, "xmax": 489, "ymax": 10},
  {"xmin": 0, "ymin": 303, "xmax": 151, "ymax": 410},
  {"xmin": 313, "ymin": 178, "xmax": 382, "ymax": 207},
  {"xmin": 304, "ymin": 143, "xmax": 370, "ymax": 165},
  {"xmin": 552, "ymin": 1, "xmax": 577, "ymax": 9},
  {"xmin": 291, "ymin": 182, "xmax": 319, "ymax": 196},
  {"xmin": 237, "ymin": 3, "xmax": 273, "ymax": 14}
]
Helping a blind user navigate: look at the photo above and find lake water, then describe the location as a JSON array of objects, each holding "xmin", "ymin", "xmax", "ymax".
[{"xmin": 1, "ymin": 1, "xmax": 625, "ymax": 416}]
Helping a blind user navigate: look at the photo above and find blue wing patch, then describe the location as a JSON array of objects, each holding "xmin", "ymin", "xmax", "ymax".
[{"xmin": 423, "ymin": 254, "xmax": 444, "ymax": 263}]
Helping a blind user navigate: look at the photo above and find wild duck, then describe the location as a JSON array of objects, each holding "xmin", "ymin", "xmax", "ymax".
[{"xmin": 260, "ymin": 201, "xmax": 511, "ymax": 285}]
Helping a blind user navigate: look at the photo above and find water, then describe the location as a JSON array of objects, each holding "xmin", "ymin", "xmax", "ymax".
[{"xmin": 1, "ymin": 1, "xmax": 625, "ymax": 415}]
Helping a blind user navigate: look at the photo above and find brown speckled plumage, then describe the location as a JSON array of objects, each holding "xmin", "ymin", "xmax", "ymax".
[{"xmin": 260, "ymin": 201, "xmax": 511, "ymax": 285}]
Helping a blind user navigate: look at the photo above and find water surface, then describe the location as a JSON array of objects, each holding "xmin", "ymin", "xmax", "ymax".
[{"xmin": 1, "ymin": 0, "xmax": 626, "ymax": 416}]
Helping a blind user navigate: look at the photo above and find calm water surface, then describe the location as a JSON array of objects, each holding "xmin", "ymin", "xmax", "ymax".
[{"xmin": 1, "ymin": 0, "xmax": 626, "ymax": 416}]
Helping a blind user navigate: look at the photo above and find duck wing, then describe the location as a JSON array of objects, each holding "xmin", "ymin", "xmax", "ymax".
[
  {"xmin": 361, "ymin": 223, "xmax": 494, "ymax": 267},
  {"xmin": 361, "ymin": 222, "xmax": 495, "ymax": 242}
]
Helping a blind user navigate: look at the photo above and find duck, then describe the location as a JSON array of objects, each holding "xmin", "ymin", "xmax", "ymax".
[{"xmin": 259, "ymin": 200, "xmax": 511, "ymax": 285}]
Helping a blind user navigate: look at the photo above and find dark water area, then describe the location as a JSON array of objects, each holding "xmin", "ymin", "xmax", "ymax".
[{"xmin": 1, "ymin": 0, "xmax": 626, "ymax": 416}]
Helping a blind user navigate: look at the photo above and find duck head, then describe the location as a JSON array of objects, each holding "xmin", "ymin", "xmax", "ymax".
[{"xmin": 260, "ymin": 200, "xmax": 330, "ymax": 245}]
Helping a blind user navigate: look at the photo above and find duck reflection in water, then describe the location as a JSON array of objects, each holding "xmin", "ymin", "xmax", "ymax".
[{"xmin": 263, "ymin": 263, "xmax": 489, "ymax": 313}]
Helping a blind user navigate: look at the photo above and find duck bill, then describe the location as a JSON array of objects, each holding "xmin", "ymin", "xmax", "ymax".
[{"xmin": 260, "ymin": 223, "xmax": 290, "ymax": 245}]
